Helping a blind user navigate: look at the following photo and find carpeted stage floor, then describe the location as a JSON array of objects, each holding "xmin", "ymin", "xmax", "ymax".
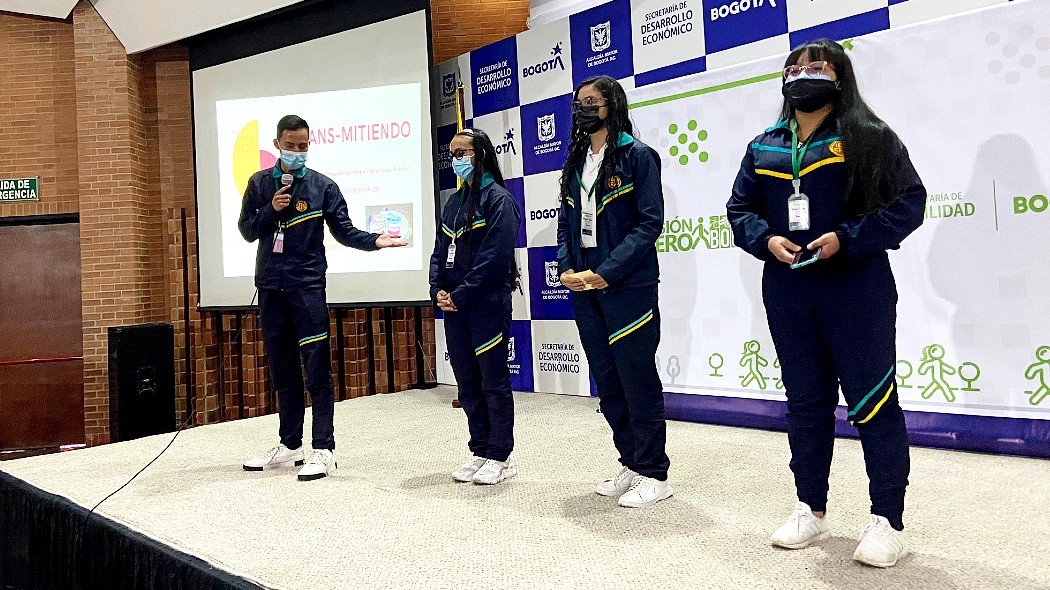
[{"xmin": 2, "ymin": 386, "xmax": 1048, "ymax": 590}]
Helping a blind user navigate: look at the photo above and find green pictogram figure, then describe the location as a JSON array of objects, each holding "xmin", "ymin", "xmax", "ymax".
[
  {"xmin": 773, "ymin": 358, "xmax": 784, "ymax": 390},
  {"xmin": 709, "ymin": 353, "xmax": 724, "ymax": 377},
  {"xmin": 895, "ymin": 359, "xmax": 914, "ymax": 388},
  {"xmin": 740, "ymin": 340, "xmax": 768, "ymax": 389},
  {"xmin": 1024, "ymin": 346, "xmax": 1050, "ymax": 406},
  {"xmin": 958, "ymin": 362, "xmax": 981, "ymax": 392},
  {"xmin": 693, "ymin": 218, "xmax": 711, "ymax": 249},
  {"xmin": 919, "ymin": 344, "xmax": 957, "ymax": 402}
]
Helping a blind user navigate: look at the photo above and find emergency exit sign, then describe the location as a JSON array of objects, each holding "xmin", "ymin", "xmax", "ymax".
[{"xmin": 0, "ymin": 178, "xmax": 40, "ymax": 201}]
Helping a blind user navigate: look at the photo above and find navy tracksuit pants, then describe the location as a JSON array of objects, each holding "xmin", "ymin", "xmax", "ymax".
[
  {"xmin": 572, "ymin": 283, "xmax": 670, "ymax": 481},
  {"xmin": 444, "ymin": 291, "xmax": 515, "ymax": 462},
  {"xmin": 259, "ymin": 288, "xmax": 335, "ymax": 451},
  {"xmin": 763, "ymin": 257, "xmax": 910, "ymax": 530}
]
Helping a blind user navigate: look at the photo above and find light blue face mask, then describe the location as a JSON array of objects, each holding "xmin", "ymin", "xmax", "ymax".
[
  {"xmin": 280, "ymin": 150, "xmax": 308, "ymax": 170},
  {"xmin": 452, "ymin": 156, "xmax": 474, "ymax": 181}
]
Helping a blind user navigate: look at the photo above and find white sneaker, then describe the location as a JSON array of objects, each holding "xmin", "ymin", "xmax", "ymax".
[
  {"xmin": 854, "ymin": 515, "xmax": 908, "ymax": 567},
  {"xmin": 297, "ymin": 449, "xmax": 336, "ymax": 481},
  {"xmin": 595, "ymin": 467, "xmax": 640, "ymax": 497},
  {"xmin": 242, "ymin": 444, "xmax": 304, "ymax": 471},
  {"xmin": 472, "ymin": 459, "xmax": 517, "ymax": 485},
  {"xmin": 771, "ymin": 501, "xmax": 830, "ymax": 549},
  {"xmin": 452, "ymin": 456, "xmax": 487, "ymax": 482},
  {"xmin": 617, "ymin": 476, "xmax": 673, "ymax": 508}
]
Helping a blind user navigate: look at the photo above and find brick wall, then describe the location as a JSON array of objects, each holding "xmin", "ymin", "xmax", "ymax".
[
  {"xmin": 0, "ymin": 0, "xmax": 519, "ymax": 445},
  {"xmin": 73, "ymin": 1, "xmax": 165, "ymax": 445},
  {"xmin": 0, "ymin": 12, "xmax": 78, "ymax": 217},
  {"xmin": 431, "ymin": 0, "xmax": 530, "ymax": 63}
]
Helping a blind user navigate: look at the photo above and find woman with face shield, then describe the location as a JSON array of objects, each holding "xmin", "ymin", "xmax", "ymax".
[{"xmin": 726, "ymin": 39, "xmax": 927, "ymax": 567}]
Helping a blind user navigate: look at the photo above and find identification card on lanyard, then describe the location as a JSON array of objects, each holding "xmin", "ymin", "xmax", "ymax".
[
  {"xmin": 273, "ymin": 228, "xmax": 285, "ymax": 253},
  {"xmin": 577, "ymin": 171, "xmax": 596, "ymax": 238},
  {"xmin": 582, "ymin": 211, "xmax": 595, "ymax": 237},
  {"xmin": 446, "ymin": 240, "xmax": 456, "ymax": 269},
  {"xmin": 788, "ymin": 179, "xmax": 810, "ymax": 232},
  {"xmin": 446, "ymin": 197, "xmax": 464, "ymax": 269},
  {"xmin": 789, "ymin": 124, "xmax": 812, "ymax": 232}
]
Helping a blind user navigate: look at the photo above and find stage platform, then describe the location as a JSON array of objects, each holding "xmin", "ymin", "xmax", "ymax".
[{"xmin": 2, "ymin": 386, "xmax": 1049, "ymax": 589}]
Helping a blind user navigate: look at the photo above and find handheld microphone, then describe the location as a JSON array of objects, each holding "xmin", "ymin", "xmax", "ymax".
[{"xmin": 280, "ymin": 174, "xmax": 295, "ymax": 218}]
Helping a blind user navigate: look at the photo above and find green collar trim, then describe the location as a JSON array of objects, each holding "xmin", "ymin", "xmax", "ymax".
[
  {"xmin": 459, "ymin": 171, "xmax": 495, "ymax": 192},
  {"xmin": 766, "ymin": 119, "xmax": 791, "ymax": 133},
  {"xmin": 272, "ymin": 165, "xmax": 308, "ymax": 179}
]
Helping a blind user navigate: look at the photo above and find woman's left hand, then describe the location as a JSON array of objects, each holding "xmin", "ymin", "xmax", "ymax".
[
  {"xmin": 436, "ymin": 290, "xmax": 458, "ymax": 312},
  {"xmin": 584, "ymin": 273, "xmax": 609, "ymax": 290},
  {"xmin": 807, "ymin": 232, "xmax": 841, "ymax": 259}
]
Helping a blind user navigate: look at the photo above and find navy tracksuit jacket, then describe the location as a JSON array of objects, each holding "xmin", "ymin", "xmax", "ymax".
[
  {"xmin": 238, "ymin": 165, "xmax": 380, "ymax": 451},
  {"xmin": 557, "ymin": 132, "xmax": 670, "ymax": 481},
  {"xmin": 727, "ymin": 117, "xmax": 926, "ymax": 529},
  {"xmin": 429, "ymin": 172, "xmax": 521, "ymax": 462}
]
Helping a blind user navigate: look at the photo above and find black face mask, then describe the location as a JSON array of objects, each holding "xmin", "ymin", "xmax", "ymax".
[
  {"xmin": 574, "ymin": 106, "xmax": 606, "ymax": 134},
  {"xmin": 782, "ymin": 78, "xmax": 840, "ymax": 113}
]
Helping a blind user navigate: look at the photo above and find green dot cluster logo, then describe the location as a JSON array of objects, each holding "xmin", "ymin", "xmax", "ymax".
[{"xmin": 667, "ymin": 120, "xmax": 709, "ymax": 166}]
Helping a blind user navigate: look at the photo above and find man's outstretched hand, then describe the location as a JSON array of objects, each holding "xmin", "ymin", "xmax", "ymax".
[{"xmin": 375, "ymin": 234, "xmax": 407, "ymax": 248}]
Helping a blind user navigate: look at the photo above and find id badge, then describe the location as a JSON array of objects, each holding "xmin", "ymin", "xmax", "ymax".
[
  {"xmin": 445, "ymin": 241, "xmax": 457, "ymax": 269},
  {"xmin": 582, "ymin": 210, "xmax": 595, "ymax": 237},
  {"xmin": 788, "ymin": 193, "xmax": 810, "ymax": 232},
  {"xmin": 273, "ymin": 230, "xmax": 285, "ymax": 253}
]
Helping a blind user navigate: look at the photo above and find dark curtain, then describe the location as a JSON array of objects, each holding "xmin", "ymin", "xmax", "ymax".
[{"xmin": 0, "ymin": 472, "xmax": 264, "ymax": 590}]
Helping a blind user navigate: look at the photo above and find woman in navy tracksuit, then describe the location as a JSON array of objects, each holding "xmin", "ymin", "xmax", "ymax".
[
  {"xmin": 727, "ymin": 39, "xmax": 925, "ymax": 567},
  {"xmin": 430, "ymin": 128, "xmax": 521, "ymax": 486},
  {"xmin": 557, "ymin": 75, "xmax": 672, "ymax": 509}
]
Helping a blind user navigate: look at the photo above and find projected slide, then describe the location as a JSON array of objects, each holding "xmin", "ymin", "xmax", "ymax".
[
  {"xmin": 192, "ymin": 9, "xmax": 436, "ymax": 307},
  {"xmin": 216, "ymin": 84, "xmax": 423, "ymax": 277}
]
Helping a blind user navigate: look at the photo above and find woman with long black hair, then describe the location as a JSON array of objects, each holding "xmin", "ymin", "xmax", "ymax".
[
  {"xmin": 727, "ymin": 39, "xmax": 926, "ymax": 567},
  {"xmin": 430, "ymin": 128, "xmax": 521, "ymax": 485},
  {"xmin": 556, "ymin": 75, "xmax": 671, "ymax": 508}
]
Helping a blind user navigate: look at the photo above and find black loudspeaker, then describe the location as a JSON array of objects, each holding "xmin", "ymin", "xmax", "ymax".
[{"xmin": 108, "ymin": 323, "xmax": 176, "ymax": 443}]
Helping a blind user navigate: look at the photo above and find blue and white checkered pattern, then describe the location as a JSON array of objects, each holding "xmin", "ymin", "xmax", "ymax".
[{"xmin": 433, "ymin": 0, "xmax": 1018, "ymax": 394}]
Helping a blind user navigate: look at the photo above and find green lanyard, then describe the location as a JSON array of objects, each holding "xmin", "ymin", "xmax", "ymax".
[
  {"xmin": 450, "ymin": 191, "xmax": 466, "ymax": 242},
  {"xmin": 575, "ymin": 171, "xmax": 598, "ymax": 201},
  {"xmin": 790, "ymin": 120, "xmax": 815, "ymax": 189}
]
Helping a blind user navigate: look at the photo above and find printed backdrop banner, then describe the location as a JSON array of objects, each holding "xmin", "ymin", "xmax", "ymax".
[
  {"xmin": 632, "ymin": 0, "xmax": 1050, "ymax": 424},
  {"xmin": 433, "ymin": 0, "xmax": 1050, "ymax": 457}
]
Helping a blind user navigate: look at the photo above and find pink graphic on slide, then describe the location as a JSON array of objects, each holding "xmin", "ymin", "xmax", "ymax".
[{"xmin": 260, "ymin": 150, "xmax": 277, "ymax": 170}]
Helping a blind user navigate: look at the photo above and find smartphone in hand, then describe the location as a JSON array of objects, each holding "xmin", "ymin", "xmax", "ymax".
[{"xmin": 790, "ymin": 247, "xmax": 822, "ymax": 269}]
